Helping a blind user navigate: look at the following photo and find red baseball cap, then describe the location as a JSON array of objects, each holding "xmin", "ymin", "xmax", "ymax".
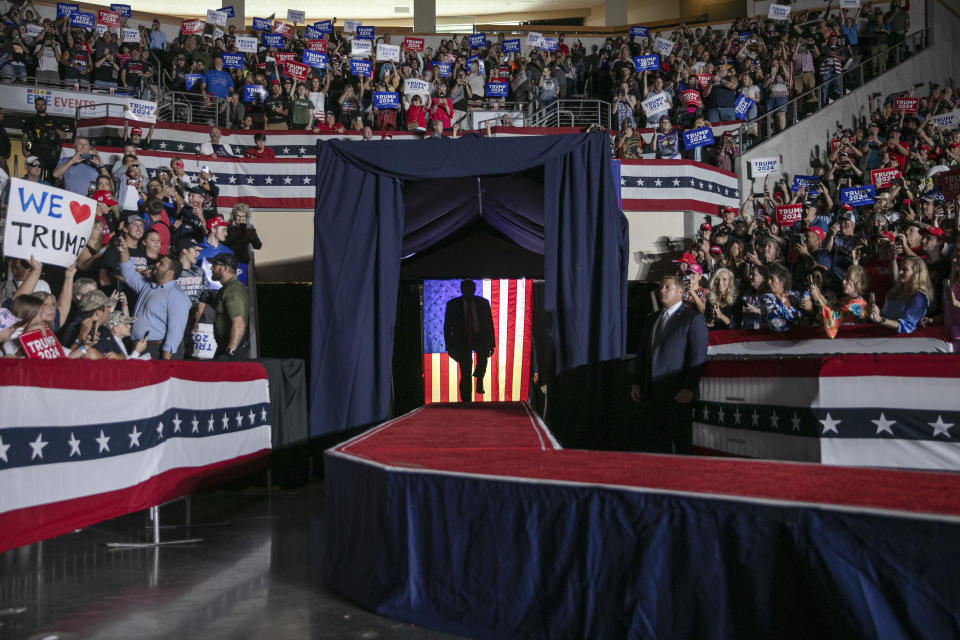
[
  {"xmin": 687, "ymin": 262, "xmax": 703, "ymax": 274},
  {"xmin": 841, "ymin": 203, "xmax": 853, "ymax": 211},
  {"xmin": 805, "ymin": 226, "xmax": 826, "ymax": 241},
  {"xmin": 880, "ymin": 231, "xmax": 896, "ymax": 242},
  {"xmin": 709, "ymin": 245, "xmax": 722, "ymax": 255},
  {"xmin": 206, "ymin": 216, "xmax": 228, "ymax": 232},
  {"xmin": 699, "ymin": 222, "xmax": 712, "ymax": 231},
  {"xmin": 93, "ymin": 190, "xmax": 118, "ymax": 207},
  {"xmin": 672, "ymin": 252, "xmax": 699, "ymax": 265},
  {"xmin": 131, "ymin": 127, "xmax": 143, "ymax": 136},
  {"xmin": 925, "ymin": 226, "xmax": 945, "ymax": 237}
]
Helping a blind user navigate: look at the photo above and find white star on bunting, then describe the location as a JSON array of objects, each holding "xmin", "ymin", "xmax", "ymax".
[
  {"xmin": 672, "ymin": 178, "xmax": 680, "ymax": 187},
  {"xmin": 192, "ymin": 416, "xmax": 200, "ymax": 433},
  {"xmin": 871, "ymin": 413, "xmax": 895, "ymax": 435},
  {"xmin": 172, "ymin": 414, "xmax": 182, "ymax": 433},
  {"xmin": 222, "ymin": 413, "xmax": 230, "ymax": 430},
  {"xmin": 67, "ymin": 432, "xmax": 82, "ymax": 457},
  {"xmin": 159, "ymin": 142, "xmax": 167, "ymax": 149},
  {"xmin": 265, "ymin": 177, "xmax": 274, "ymax": 184},
  {"xmin": 261, "ymin": 407, "xmax": 268, "ymax": 422},
  {"xmin": 716, "ymin": 406, "xmax": 726, "ymax": 423},
  {"xmin": 235, "ymin": 411, "xmax": 244, "ymax": 427},
  {"xmin": 157, "ymin": 422, "xmax": 165, "ymax": 439},
  {"xmin": 818, "ymin": 413, "xmax": 841, "ymax": 435},
  {"xmin": 302, "ymin": 177, "xmax": 311, "ymax": 184},
  {"xmin": 96, "ymin": 429, "xmax": 111, "ymax": 453},
  {"xmin": 929, "ymin": 415, "xmax": 954, "ymax": 438},
  {"xmin": 283, "ymin": 176, "xmax": 293, "ymax": 185},
  {"xmin": 733, "ymin": 408, "xmax": 741, "ymax": 425},
  {"xmin": 790, "ymin": 413, "xmax": 801, "ymax": 432},
  {"xmin": 246, "ymin": 176, "xmax": 255, "ymax": 184},
  {"xmin": 701, "ymin": 405, "xmax": 710, "ymax": 421},
  {"xmin": 248, "ymin": 410, "xmax": 256, "ymax": 425},
  {"xmin": 208, "ymin": 416, "xmax": 216, "ymax": 432},
  {"xmin": 0, "ymin": 436, "xmax": 9, "ymax": 463},
  {"xmin": 769, "ymin": 412, "xmax": 779, "ymax": 429},
  {"xmin": 128, "ymin": 425, "xmax": 142, "ymax": 448},
  {"xmin": 282, "ymin": 147, "xmax": 290, "ymax": 154},
  {"xmin": 751, "ymin": 409, "xmax": 760, "ymax": 426},
  {"xmin": 29, "ymin": 433, "xmax": 48, "ymax": 460},
  {"xmin": 229, "ymin": 176, "xmax": 237, "ymax": 184}
]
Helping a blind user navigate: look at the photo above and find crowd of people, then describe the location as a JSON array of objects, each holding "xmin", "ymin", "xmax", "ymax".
[{"xmin": 669, "ymin": 79, "xmax": 959, "ymax": 344}]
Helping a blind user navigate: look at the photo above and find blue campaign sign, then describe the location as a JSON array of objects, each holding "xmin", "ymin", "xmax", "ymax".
[
  {"xmin": 185, "ymin": 73, "xmax": 203, "ymax": 90},
  {"xmin": 221, "ymin": 5, "xmax": 235, "ymax": 17},
  {"xmin": 501, "ymin": 39, "xmax": 521, "ymax": 53},
  {"xmin": 630, "ymin": 26, "xmax": 649, "ymax": 37},
  {"xmin": 220, "ymin": 53, "xmax": 244, "ymax": 69},
  {"xmin": 434, "ymin": 62, "xmax": 452, "ymax": 77},
  {"xmin": 632, "ymin": 54, "xmax": 659, "ymax": 72},
  {"xmin": 302, "ymin": 49, "xmax": 328, "ymax": 69},
  {"xmin": 373, "ymin": 91, "xmax": 400, "ymax": 109},
  {"xmin": 350, "ymin": 59, "xmax": 372, "ymax": 77},
  {"xmin": 261, "ymin": 33, "xmax": 284, "ymax": 48},
  {"xmin": 541, "ymin": 37, "xmax": 558, "ymax": 51},
  {"xmin": 304, "ymin": 26, "xmax": 322, "ymax": 39},
  {"xmin": 110, "ymin": 4, "xmax": 131, "ymax": 17},
  {"xmin": 252, "ymin": 17, "xmax": 272, "ymax": 32},
  {"xmin": 57, "ymin": 3, "xmax": 79, "ymax": 17},
  {"xmin": 69, "ymin": 11, "xmax": 95, "ymax": 29},
  {"xmin": 738, "ymin": 30, "xmax": 754, "ymax": 42},
  {"xmin": 315, "ymin": 20, "xmax": 333, "ymax": 34},
  {"xmin": 356, "ymin": 25, "xmax": 374, "ymax": 39},
  {"xmin": 243, "ymin": 84, "xmax": 266, "ymax": 102},
  {"xmin": 486, "ymin": 81, "xmax": 508, "ymax": 98},
  {"xmin": 682, "ymin": 126, "xmax": 715, "ymax": 150},
  {"xmin": 468, "ymin": 33, "xmax": 487, "ymax": 48},
  {"xmin": 841, "ymin": 185, "xmax": 877, "ymax": 207},
  {"xmin": 792, "ymin": 175, "xmax": 820, "ymax": 192},
  {"xmin": 734, "ymin": 93, "xmax": 755, "ymax": 120}
]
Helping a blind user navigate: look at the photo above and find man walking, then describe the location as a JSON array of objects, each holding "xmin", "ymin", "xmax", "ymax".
[
  {"xmin": 443, "ymin": 280, "xmax": 495, "ymax": 402},
  {"xmin": 209, "ymin": 253, "xmax": 249, "ymax": 360},
  {"xmin": 630, "ymin": 275, "xmax": 708, "ymax": 454}
]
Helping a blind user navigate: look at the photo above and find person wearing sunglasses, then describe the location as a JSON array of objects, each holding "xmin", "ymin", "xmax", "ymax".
[{"xmin": 22, "ymin": 155, "xmax": 50, "ymax": 186}]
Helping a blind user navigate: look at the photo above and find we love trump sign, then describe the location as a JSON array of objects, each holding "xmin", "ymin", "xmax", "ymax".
[{"xmin": 3, "ymin": 178, "xmax": 96, "ymax": 267}]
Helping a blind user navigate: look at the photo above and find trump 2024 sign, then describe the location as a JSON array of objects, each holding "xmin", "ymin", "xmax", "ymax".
[{"xmin": 3, "ymin": 178, "xmax": 96, "ymax": 268}]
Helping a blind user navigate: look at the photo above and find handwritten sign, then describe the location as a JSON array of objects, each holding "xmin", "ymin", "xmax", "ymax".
[
  {"xmin": 768, "ymin": 4, "xmax": 791, "ymax": 20},
  {"xmin": 344, "ymin": 19, "xmax": 362, "ymax": 33},
  {"xmin": 654, "ymin": 37, "xmax": 674, "ymax": 55},
  {"xmin": 20, "ymin": 328, "xmax": 65, "ymax": 360},
  {"xmin": 252, "ymin": 17, "xmax": 272, "ymax": 32},
  {"xmin": 404, "ymin": 36, "xmax": 424, "ymax": 52},
  {"xmin": 315, "ymin": 20, "xmax": 333, "ymax": 34},
  {"xmin": 351, "ymin": 39, "xmax": 372, "ymax": 57},
  {"xmin": 181, "ymin": 18, "xmax": 203, "ymax": 35},
  {"xmin": 3, "ymin": 178, "xmax": 96, "ymax": 268},
  {"xmin": 350, "ymin": 59, "xmax": 372, "ymax": 77},
  {"xmin": 734, "ymin": 93, "xmax": 755, "ymax": 120},
  {"xmin": 434, "ymin": 62, "xmax": 452, "ymax": 77},
  {"xmin": 682, "ymin": 126, "xmax": 714, "ymax": 149},
  {"xmin": 110, "ymin": 3, "xmax": 131, "ymax": 17},
  {"xmin": 526, "ymin": 32, "xmax": 542, "ymax": 48},
  {"xmin": 373, "ymin": 92, "xmax": 400, "ymax": 109},
  {"xmin": 124, "ymin": 98, "xmax": 157, "ymax": 123},
  {"xmin": 468, "ymin": 33, "xmax": 487, "ymax": 48},
  {"xmin": 206, "ymin": 9, "xmax": 228, "ymax": 26},
  {"xmin": 501, "ymin": 38, "xmax": 521, "ymax": 53},
  {"xmin": 236, "ymin": 35, "xmax": 258, "ymax": 53},
  {"xmin": 632, "ymin": 54, "xmax": 659, "ymax": 72},
  {"xmin": 750, "ymin": 157, "xmax": 780, "ymax": 177},
  {"xmin": 377, "ymin": 43, "xmax": 400, "ymax": 62},
  {"xmin": 287, "ymin": 9, "xmax": 305, "ymax": 24},
  {"xmin": 776, "ymin": 203, "xmax": 804, "ymax": 226},
  {"xmin": 261, "ymin": 33, "xmax": 284, "ymax": 48},
  {"xmin": 486, "ymin": 81, "xmax": 508, "ymax": 98},
  {"xmin": 356, "ymin": 25, "xmax": 374, "ymax": 40},
  {"xmin": 243, "ymin": 85, "xmax": 266, "ymax": 102},
  {"xmin": 840, "ymin": 185, "xmax": 876, "ymax": 207},
  {"xmin": 679, "ymin": 89, "xmax": 703, "ymax": 108},
  {"xmin": 57, "ymin": 3, "xmax": 79, "ymax": 18},
  {"xmin": 641, "ymin": 92, "xmax": 669, "ymax": 116},
  {"xmin": 630, "ymin": 26, "xmax": 648, "ymax": 37},
  {"xmin": 70, "ymin": 11, "xmax": 96, "ymax": 29},
  {"xmin": 871, "ymin": 167, "xmax": 901, "ymax": 189},
  {"xmin": 96, "ymin": 9, "xmax": 122, "ymax": 28},
  {"xmin": 302, "ymin": 49, "xmax": 328, "ymax": 68},
  {"xmin": 893, "ymin": 97, "xmax": 919, "ymax": 114}
]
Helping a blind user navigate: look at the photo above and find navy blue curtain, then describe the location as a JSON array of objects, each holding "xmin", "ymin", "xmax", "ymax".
[{"xmin": 312, "ymin": 133, "xmax": 628, "ymax": 435}]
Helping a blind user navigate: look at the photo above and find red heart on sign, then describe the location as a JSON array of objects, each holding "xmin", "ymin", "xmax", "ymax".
[{"xmin": 69, "ymin": 201, "xmax": 91, "ymax": 224}]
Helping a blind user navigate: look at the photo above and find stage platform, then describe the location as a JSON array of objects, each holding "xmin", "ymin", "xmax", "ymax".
[{"xmin": 325, "ymin": 402, "xmax": 960, "ymax": 639}]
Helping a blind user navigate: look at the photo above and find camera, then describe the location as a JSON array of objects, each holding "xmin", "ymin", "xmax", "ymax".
[{"xmin": 793, "ymin": 233, "xmax": 805, "ymax": 244}]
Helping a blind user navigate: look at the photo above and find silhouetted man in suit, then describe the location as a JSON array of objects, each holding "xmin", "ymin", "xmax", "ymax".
[
  {"xmin": 630, "ymin": 275, "xmax": 708, "ymax": 453},
  {"xmin": 444, "ymin": 280, "xmax": 495, "ymax": 402}
]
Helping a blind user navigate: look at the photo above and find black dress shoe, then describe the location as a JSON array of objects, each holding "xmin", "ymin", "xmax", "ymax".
[{"xmin": 476, "ymin": 381, "xmax": 485, "ymax": 394}]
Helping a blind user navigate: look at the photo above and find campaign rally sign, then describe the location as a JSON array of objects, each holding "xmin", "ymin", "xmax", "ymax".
[
  {"xmin": 273, "ymin": 21, "xmax": 293, "ymax": 37},
  {"xmin": 306, "ymin": 39, "xmax": 327, "ymax": 52},
  {"xmin": 304, "ymin": 26, "xmax": 322, "ymax": 39},
  {"xmin": 274, "ymin": 52, "xmax": 297, "ymax": 64},
  {"xmin": 252, "ymin": 17, "xmax": 272, "ymax": 32},
  {"xmin": 19, "ymin": 327, "xmax": 65, "ymax": 360},
  {"xmin": 190, "ymin": 323, "xmax": 217, "ymax": 360},
  {"xmin": 776, "ymin": 203, "xmax": 804, "ymax": 226},
  {"xmin": 841, "ymin": 0, "xmax": 860, "ymax": 8},
  {"xmin": 654, "ymin": 37, "xmax": 674, "ymax": 55},
  {"xmin": 70, "ymin": 11, "xmax": 96, "ymax": 29},
  {"xmin": 434, "ymin": 62, "xmax": 452, "ymax": 77},
  {"xmin": 641, "ymin": 93, "xmax": 670, "ymax": 117},
  {"xmin": 486, "ymin": 82, "xmax": 508, "ymax": 98},
  {"xmin": 696, "ymin": 73, "xmax": 712, "ymax": 89},
  {"xmin": 404, "ymin": 78, "xmax": 429, "ymax": 94},
  {"xmin": 871, "ymin": 167, "xmax": 901, "ymax": 189},
  {"xmin": 893, "ymin": 97, "xmax": 919, "ymax": 114},
  {"xmin": 928, "ymin": 110, "xmax": 960, "ymax": 130},
  {"xmin": 682, "ymin": 126, "xmax": 714, "ymax": 150},
  {"xmin": 243, "ymin": 85, "xmax": 266, "ymax": 102},
  {"xmin": 287, "ymin": 9, "xmax": 305, "ymax": 24},
  {"xmin": 540, "ymin": 37, "xmax": 559, "ymax": 51},
  {"xmin": 378, "ymin": 43, "xmax": 400, "ymax": 62},
  {"xmin": 110, "ymin": 3, "xmax": 131, "ymax": 17},
  {"xmin": 262, "ymin": 33, "xmax": 284, "ymax": 48},
  {"xmin": 315, "ymin": 20, "xmax": 333, "ymax": 34},
  {"xmin": 939, "ymin": 168, "xmax": 960, "ymax": 200},
  {"xmin": 122, "ymin": 28, "xmax": 140, "ymax": 43},
  {"xmin": 526, "ymin": 32, "xmax": 543, "ymax": 48},
  {"xmin": 220, "ymin": 5, "xmax": 235, "ymax": 17},
  {"xmin": 125, "ymin": 98, "xmax": 157, "ymax": 123},
  {"xmin": 768, "ymin": 4, "xmax": 791, "ymax": 19},
  {"xmin": 792, "ymin": 175, "xmax": 820, "ymax": 192},
  {"xmin": 3, "ymin": 178, "xmax": 97, "ymax": 268},
  {"xmin": 96, "ymin": 9, "xmax": 122, "ymax": 28},
  {"xmin": 679, "ymin": 89, "xmax": 703, "ymax": 108},
  {"xmin": 25, "ymin": 24, "xmax": 45, "ymax": 38},
  {"xmin": 501, "ymin": 38, "xmax": 521, "ymax": 53},
  {"xmin": 630, "ymin": 26, "xmax": 649, "ymax": 37},
  {"xmin": 181, "ymin": 18, "xmax": 203, "ymax": 35},
  {"xmin": 302, "ymin": 49, "xmax": 328, "ymax": 69},
  {"xmin": 236, "ymin": 36, "xmax": 258, "ymax": 53},
  {"xmin": 633, "ymin": 54, "xmax": 660, "ymax": 72},
  {"xmin": 351, "ymin": 39, "xmax": 372, "ymax": 57},
  {"xmin": 734, "ymin": 93, "xmax": 755, "ymax": 120},
  {"xmin": 441, "ymin": 53, "xmax": 457, "ymax": 64},
  {"xmin": 283, "ymin": 61, "xmax": 308, "ymax": 82},
  {"xmin": 95, "ymin": 23, "xmax": 108, "ymax": 36},
  {"xmin": 344, "ymin": 19, "xmax": 362, "ymax": 33},
  {"xmin": 356, "ymin": 25, "xmax": 374, "ymax": 40},
  {"xmin": 206, "ymin": 9, "xmax": 228, "ymax": 27},
  {"xmin": 738, "ymin": 30, "xmax": 754, "ymax": 42},
  {"xmin": 841, "ymin": 185, "xmax": 876, "ymax": 207},
  {"xmin": 350, "ymin": 59, "xmax": 372, "ymax": 77},
  {"xmin": 185, "ymin": 73, "xmax": 202, "ymax": 90},
  {"xmin": 57, "ymin": 3, "xmax": 79, "ymax": 18},
  {"xmin": 373, "ymin": 92, "xmax": 400, "ymax": 109},
  {"xmin": 219, "ymin": 52, "xmax": 243, "ymax": 69},
  {"xmin": 469, "ymin": 33, "xmax": 487, "ymax": 48},
  {"xmin": 404, "ymin": 37, "xmax": 425, "ymax": 52},
  {"xmin": 750, "ymin": 157, "xmax": 780, "ymax": 177}
]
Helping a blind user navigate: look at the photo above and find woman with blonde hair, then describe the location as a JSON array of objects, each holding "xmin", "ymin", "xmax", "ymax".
[
  {"xmin": 1, "ymin": 294, "xmax": 94, "ymax": 358},
  {"xmin": 868, "ymin": 256, "xmax": 932, "ymax": 333},
  {"xmin": 706, "ymin": 268, "xmax": 740, "ymax": 329},
  {"xmin": 810, "ymin": 264, "xmax": 870, "ymax": 338}
]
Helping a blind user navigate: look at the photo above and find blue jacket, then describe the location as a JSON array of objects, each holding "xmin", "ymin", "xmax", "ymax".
[{"xmin": 634, "ymin": 304, "xmax": 708, "ymax": 399}]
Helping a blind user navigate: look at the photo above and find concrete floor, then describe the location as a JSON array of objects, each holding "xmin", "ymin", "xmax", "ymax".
[{"xmin": 0, "ymin": 482, "xmax": 462, "ymax": 640}]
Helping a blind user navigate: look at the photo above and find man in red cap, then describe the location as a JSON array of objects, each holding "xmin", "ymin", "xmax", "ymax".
[
  {"xmin": 197, "ymin": 216, "xmax": 235, "ymax": 266},
  {"xmin": 122, "ymin": 119, "xmax": 155, "ymax": 151}
]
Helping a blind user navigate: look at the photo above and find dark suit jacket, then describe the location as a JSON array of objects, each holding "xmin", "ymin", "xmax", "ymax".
[
  {"xmin": 633, "ymin": 304, "xmax": 708, "ymax": 400},
  {"xmin": 444, "ymin": 294, "xmax": 495, "ymax": 360}
]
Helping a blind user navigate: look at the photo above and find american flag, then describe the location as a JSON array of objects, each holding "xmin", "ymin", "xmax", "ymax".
[
  {"xmin": 0, "ymin": 360, "xmax": 271, "ymax": 553},
  {"xmin": 617, "ymin": 159, "xmax": 739, "ymax": 215},
  {"xmin": 422, "ymin": 279, "xmax": 533, "ymax": 404}
]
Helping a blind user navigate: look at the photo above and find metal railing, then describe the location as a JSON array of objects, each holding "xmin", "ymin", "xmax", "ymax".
[
  {"xmin": 527, "ymin": 99, "xmax": 612, "ymax": 129},
  {"xmin": 733, "ymin": 29, "xmax": 928, "ymax": 154},
  {"xmin": 156, "ymin": 91, "xmax": 224, "ymax": 126}
]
